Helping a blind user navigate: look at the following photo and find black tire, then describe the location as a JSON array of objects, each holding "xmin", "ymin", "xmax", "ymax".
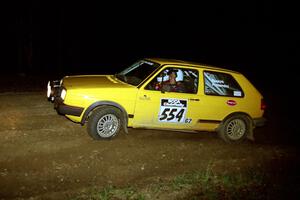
[
  {"xmin": 87, "ymin": 106, "xmax": 123, "ymax": 140},
  {"xmin": 217, "ymin": 114, "xmax": 250, "ymax": 144}
]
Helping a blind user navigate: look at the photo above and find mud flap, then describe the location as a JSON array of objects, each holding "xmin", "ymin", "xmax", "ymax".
[
  {"xmin": 123, "ymin": 123, "xmax": 128, "ymax": 134},
  {"xmin": 247, "ymin": 120, "xmax": 255, "ymax": 141},
  {"xmin": 122, "ymin": 113, "xmax": 129, "ymax": 134}
]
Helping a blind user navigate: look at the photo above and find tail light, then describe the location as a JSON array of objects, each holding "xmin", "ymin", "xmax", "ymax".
[{"xmin": 261, "ymin": 99, "xmax": 266, "ymax": 110}]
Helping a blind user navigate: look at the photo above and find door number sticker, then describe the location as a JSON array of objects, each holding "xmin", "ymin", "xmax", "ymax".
[{"xmin": 159, "ymin": 99, "xmax": 187, "ymax": 123}]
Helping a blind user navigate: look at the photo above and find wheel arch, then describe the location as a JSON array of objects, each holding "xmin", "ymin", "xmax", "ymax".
[{"xmin": 81, "ymin": 101, "xmax": 128, "ymax": 133}]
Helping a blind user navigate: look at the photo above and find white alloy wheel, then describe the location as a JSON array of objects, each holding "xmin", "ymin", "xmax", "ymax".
[{"xmin": 96, "ymin": 114, "xmax": 119, "ymax": 138}]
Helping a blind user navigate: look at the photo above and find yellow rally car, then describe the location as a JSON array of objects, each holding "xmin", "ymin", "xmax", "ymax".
[{"xmin": 47, "ymin": 58, "xmax": 266, "ymax": 143}]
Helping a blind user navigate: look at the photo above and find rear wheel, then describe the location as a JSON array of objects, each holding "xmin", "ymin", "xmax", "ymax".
[
  {"xmin": 218, "ymin": 114, "xmax": 250, "ymax": 143},
  {"xmin": 87, "ymin": 106, "xmax": 122, "ymax": 140}
]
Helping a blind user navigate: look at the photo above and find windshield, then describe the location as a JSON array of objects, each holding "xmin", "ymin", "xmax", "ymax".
[{"xmin": 115, "ymin": 60, "xmax": 160, "ymax": 86}]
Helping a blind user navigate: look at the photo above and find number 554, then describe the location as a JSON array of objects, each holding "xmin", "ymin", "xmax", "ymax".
[{"xmin": 159, "ymin": 108, "xmax": 185, "ymax": 122}]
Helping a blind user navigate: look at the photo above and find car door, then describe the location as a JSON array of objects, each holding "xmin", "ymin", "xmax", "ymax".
[{"xmin": 133, "ymin": 66, "xmax": 201, "ymax": 130}]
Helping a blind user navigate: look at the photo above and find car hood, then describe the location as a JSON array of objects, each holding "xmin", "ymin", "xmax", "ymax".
[{"xmin": 62, "ymin": 75, "xmax": 133, "ymax": 89}]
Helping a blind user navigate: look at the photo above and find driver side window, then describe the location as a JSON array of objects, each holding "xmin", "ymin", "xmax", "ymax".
[{"xmin": 145, "ymin": 67, "xmax": 199, "ymax": 94}]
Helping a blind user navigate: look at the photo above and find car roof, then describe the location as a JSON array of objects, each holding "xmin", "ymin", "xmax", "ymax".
[{"xmin": 146, "ymin": 58, "xmax": 241, "ymax": 74}]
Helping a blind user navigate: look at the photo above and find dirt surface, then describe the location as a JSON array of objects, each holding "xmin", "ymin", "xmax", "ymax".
[{"xmin": 0, "ymin": 92, "xmax": 299, "ymax": 199}]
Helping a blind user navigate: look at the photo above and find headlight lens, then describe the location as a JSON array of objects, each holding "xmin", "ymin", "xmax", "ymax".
[
  {"xmin": 47, "ymin": 81, "xmax": 51, "ymax": 98},
  {"xmin": 60, "ymin": 89, "xmax": 67, "ymax": 100}
]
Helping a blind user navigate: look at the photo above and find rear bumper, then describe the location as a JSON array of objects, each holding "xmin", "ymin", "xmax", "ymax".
[
  {"xmin": 253, "ymin": 117, "xmax": 266, "ymax": 127},
  {"xmin": 54, "ymin": 98, "xmax": 84, "ymax": 117}
]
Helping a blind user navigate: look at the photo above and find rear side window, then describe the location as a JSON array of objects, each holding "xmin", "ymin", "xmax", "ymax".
[{"xmin": 204, "ymin": 71, "xmax": 244, "ymax": 97}]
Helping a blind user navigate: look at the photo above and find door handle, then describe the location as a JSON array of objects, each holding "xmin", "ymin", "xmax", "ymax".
[{"xmin": 189, "ymin": 98, "xmax": 200, "ymax": 101}]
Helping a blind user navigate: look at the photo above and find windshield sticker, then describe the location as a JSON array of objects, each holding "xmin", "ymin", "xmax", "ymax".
[{"xmin": 159, "ymin": 99, "xmax": 187, "ymax": 123}]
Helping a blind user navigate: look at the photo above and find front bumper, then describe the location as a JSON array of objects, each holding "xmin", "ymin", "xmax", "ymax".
[
  {"xmin": 54, "ymin": 98, "xmax": 84, "ymax": 117},
  {"xmin": 48, "ymin": 80, "xmax": 84, "ymax": 117}
]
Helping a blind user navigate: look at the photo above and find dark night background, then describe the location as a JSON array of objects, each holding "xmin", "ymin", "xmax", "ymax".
[
  {"xmin": 2, "ymin": 1, "xmax": 299, "ymax": 140},
  {"xmin": 1, "ymin": 3, "xmax": 300, "ymax": 198}
]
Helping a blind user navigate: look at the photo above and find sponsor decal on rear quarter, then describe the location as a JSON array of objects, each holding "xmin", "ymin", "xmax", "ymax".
[{"xmin": 227, "ymin": 100, "xmax": 237, "ymax": 106}]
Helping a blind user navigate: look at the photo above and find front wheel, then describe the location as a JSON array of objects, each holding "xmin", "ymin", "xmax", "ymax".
[
  {"xmin": 87, "ymin": 106, "xmax": 122, "ymax": 140},
  {"xmin": 217, "ymin": 114, "xmax": 251, "ymax": 144}
]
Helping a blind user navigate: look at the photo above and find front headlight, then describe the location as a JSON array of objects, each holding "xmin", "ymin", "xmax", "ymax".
[
  {"xmin": 60, "ymin": 89, "xmax": 67, "ymax": 100},
  {"xmin": 47, "ymin": 81, "xmax": 51, "ymax": 98}
]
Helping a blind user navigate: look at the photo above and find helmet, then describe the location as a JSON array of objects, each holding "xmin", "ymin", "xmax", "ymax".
[
  {"xmin": 168, "ymin": 69, "xmax": 184, "ymax": 81},
  {"xmin": 157, "ymin": 70, "xmax": 169, "ymax": 82},
  {"xmin": 157, "ymin": 76, "xmax": 169, "ymax": 82},
  {"xmin": 157, "ymin": 68, "xmax": 184, "ymax": 82},
  {"xmin": 175, "ymin": 69, "xmax": 184, "ymax": 82}
]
